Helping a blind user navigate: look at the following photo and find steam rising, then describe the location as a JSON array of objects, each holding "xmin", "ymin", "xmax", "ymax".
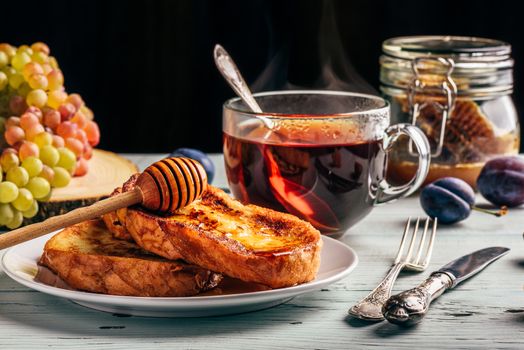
[{"xmin": 251, "ymin": 1, "xmax": 376, "ymax": 94}]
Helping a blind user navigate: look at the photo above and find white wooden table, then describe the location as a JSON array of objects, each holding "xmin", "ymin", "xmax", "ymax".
[{"xmin": 1, "ymin": 154, "xmax": 523, "ymax": 349}]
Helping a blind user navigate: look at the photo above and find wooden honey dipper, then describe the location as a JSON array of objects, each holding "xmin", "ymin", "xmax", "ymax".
[{"xmin": 0, "ymin": 157, "xmax": 207, "ymax": 250}]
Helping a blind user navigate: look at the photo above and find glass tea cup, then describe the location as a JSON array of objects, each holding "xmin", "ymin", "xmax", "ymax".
[{"xmin": 223, "ymin": 90, "xmax": 430, "ymax": 237}]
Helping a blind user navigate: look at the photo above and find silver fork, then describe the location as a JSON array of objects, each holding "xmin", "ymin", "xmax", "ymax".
[{"xmin": 348, "ymin": 217, "xmax": 437, "ymax": 321}]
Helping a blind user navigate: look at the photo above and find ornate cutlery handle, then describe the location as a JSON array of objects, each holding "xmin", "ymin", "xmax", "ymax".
[
  {"xmin": 348, "ymin": 262, "xmax": 405, "ymax": 321},
  {"xmin": 382, "ymin": 272, "xmax": 454, "ymax": 326}
]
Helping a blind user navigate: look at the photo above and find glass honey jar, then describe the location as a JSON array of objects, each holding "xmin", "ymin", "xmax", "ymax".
[{"xmin": 380, "ymin": 36, "xmax": 519, "ymax": 187}]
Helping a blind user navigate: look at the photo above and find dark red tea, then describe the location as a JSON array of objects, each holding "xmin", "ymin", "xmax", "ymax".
[{"xmin": 223, "ymin": 131, "xmax": 386, "ymax": 235}]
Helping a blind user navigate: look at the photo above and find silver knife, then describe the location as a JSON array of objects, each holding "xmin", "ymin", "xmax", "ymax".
[{"xmin": 382, "ymin": 246, "xmax": 510, "ymax": 326}]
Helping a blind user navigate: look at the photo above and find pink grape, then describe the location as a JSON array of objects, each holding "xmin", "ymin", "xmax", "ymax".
[
  {"xmin": 43, "ymin": 109, "xmax": 61, "ymax": 129},
  {"xmin": 5, "ymin": 126, "xmax": 25, "ymax": 146},
  {"xmin": 9, "ymin": 95, "xmax": 28, "ymax": 115},
  {"xmin": 52, "ymin": 135, "xmax": 65, "ymax": 148},
  {"xmin": 75, "ymin": 129, "xmax": 88, "ymax": 144},
  {"xmin": 58, "ymin": 103, "xmax": 75, "ymax": 121},
  {"xmin": 25, "ymin": 124, "xmax": 45, "ymax": 141},
  {"xmin": 31, "ymin": 42, "xmax": 50, "ymax": 55},
  {"xmin": 74, "ymin": 157, "xmax": 88, "ymax": 177},
  {"xmin": 66, "ymin": 93, "xmax": 84, "ymax": 110},
  {"xmin": 65, "ymin": 137, "xmax": 84, "ymax": 157},
  {"xmin": 19, "ymin": 112, "xmax": 39, "ymax": 130},
  {"xmin": 57, "ymin": 121, "xmax": 77, "ymax": 139},
  {"xmin": 25, "ymin": 106, "xmax": 43, "ymax": 121},
  {"xmin": 39, "ymin": 165, "xmax": 55, "ymax": 183},
  {"xmin": 19, "ymin": 141, "xmax": 39, "ymax": 160},
  {"xmin": 83, "ymin": 144, "xmax": 93, "ymax": 160},
  {"xmin": 84, "ymin": 121, "xmax": 100, "ymax": 146},
  {"xmin": 71, "ymin": 112, "xmax": 87, "ymax": 129},
  {"xmin": 22, "ymin": 62, "xmax": 44, "ymax": 80},
  {"xmin": 28, "ymin": 74, "xmax": 48, "ymax": 90}
]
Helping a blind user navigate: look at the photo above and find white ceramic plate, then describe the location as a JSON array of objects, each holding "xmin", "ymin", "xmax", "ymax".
[{"xmin": 1, "ymin": 233, "xmax": 357, "ymax": 317}]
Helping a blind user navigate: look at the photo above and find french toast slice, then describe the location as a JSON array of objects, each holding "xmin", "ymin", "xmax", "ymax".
[
  {"xmin": 109, "ymin": 175, "xmax": 322, "ymax": 288},
  {"xmin": 39, "ymin": 219, "xmax": 222, "ymax": 297}
]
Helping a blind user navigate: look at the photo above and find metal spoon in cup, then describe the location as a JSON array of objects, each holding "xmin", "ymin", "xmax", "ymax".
[
  {"xmin": 213, "ymin": 44, "xmax": 275, "ymax": 134},
  {"xmin": 213, "ymin": 44, "xmax": 263, "ymax": 113}
]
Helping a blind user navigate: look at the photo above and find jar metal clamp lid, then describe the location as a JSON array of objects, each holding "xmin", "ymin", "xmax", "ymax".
[{"xmin": 380, "ymin": 36, "xmax": 514, "ymax": 158}]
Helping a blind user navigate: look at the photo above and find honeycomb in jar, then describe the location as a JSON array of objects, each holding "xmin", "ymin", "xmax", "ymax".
[{"xmin": 397, "ymin": 96, "xmax": 497, "ymax": 163}]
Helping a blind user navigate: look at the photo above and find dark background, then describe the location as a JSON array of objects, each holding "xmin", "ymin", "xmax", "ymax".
[{"xmin": 1, "ymin": 0, "xmax": 522, "ymax": 153}]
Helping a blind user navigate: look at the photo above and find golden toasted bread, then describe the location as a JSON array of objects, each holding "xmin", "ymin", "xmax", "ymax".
[
  {"xmin": 39, "ymin": 219, "xmax": 222, "ymax": 297},
  {"xmin": 106, "ymin": 176, "xmax": 322, "ymax": 288}
]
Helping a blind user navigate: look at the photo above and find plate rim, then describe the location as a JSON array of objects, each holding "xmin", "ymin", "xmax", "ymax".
[{"xmin": 1, "ymin": 234, "xmax": 358, "ymax": 306}]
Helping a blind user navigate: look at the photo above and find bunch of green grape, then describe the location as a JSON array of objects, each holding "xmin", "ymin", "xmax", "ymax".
[{"xmin": 0, "ymin": 42, "xmax": 101, "ymax": 229}]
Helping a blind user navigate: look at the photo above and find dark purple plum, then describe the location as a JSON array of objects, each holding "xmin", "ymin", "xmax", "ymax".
[
  {"xmin": 169, "ymin": 148, "xmax": 215, "ymax": 183},
  {"xmin": 420, "ymin": 177, "xmax": 475, "ymax": 224},
  {"xmin": 477, "ymin": 156, "xmax": 524, "ymax": 207}
]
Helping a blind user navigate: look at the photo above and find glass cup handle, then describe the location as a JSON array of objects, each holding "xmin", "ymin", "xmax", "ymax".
[{"xmin": 375, "ymin": 123, "xmax": 431, "ymax": 205}]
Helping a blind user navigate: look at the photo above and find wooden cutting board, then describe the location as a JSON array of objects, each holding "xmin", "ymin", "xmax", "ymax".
[{"xmin": 24, "ymin": 149, "xmax": 138, "ymax": 225}]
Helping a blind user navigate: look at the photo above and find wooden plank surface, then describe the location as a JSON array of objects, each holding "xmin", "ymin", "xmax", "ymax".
[{"xmin": 1, "ymin": 154, "xmax": 523, "ymax": 349}]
